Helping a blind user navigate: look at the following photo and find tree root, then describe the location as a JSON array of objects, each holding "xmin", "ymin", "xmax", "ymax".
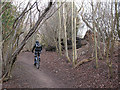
[
  {"xmin": 74, "ymin": 57, "xmax": 94, "ymax": 68},
  {"xmin": 1, "ymin": 74, "xmax": 12, "ymax": 82}
]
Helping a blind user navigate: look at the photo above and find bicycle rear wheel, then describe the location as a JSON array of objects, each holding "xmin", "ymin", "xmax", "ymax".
[{"xmin": 36, "ymin": 58, "xmax": 40, "ymax": 69}]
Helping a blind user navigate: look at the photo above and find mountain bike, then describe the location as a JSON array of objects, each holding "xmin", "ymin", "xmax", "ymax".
[
  {"xmin": 35, "ymin": 56, "xmax": 40, "ymax": 69},
  {"xmin": 33, "ymin": 52, "xmax": 40, "ymax": 69}
]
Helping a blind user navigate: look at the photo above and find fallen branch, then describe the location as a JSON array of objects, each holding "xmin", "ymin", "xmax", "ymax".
[{"xmin": 74, "ymin": 57, "xmax": 94, "ymax": 68}]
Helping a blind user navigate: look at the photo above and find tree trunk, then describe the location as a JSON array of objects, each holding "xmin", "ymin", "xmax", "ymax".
[
  {"xmin": 58, "ymin": 0, "xmax": 62, "ymax": 56},
  {"xmin": 71, "ymin": 0, "xmax": 75, "ymax": 66},
  {"xmin": 97, "ymin": 32, "xmax": 103, "ymax": 60},
  {"xmin": 2, "ymin": 1, "xmax": 53, "ymax": 81},
  {"xmin": 74, "ymin": 6, "xmax": 77, "ymax": 63},
  {"xmin": 54, "ymin": 38, "xmax": 59, "ymax": 53},
  {"xmin": 94, "ymin": 29, "xmax": 98, "ymax": 68},
  {"xmin": 106, "ymin": 37, "xmax": 110, "ymax": 78},
  {"xmin": 0, "ymin": 4, "xmax": 2, "ymax": 88},
  {"xmin": 115, "ymin": 1, "xmax": 119, "ymax": 39},
  {"xmin": 92, "ymin": 1, "xmax": 98, "ymax": 68},
  {"xmin": 63, "ymin": 3, "xmax": 70, "ymax": 62}
]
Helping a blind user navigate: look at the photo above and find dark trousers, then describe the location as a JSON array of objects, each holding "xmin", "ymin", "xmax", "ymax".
[{"xmin": 34, "ymin": 51, "xmax": 40, "ymax": 63}]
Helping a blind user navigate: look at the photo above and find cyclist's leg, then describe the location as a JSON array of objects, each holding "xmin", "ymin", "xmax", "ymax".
[
  {"xmin": 34, "ymin": 51, "xmax": 37, "ymax": 65},
  {"xmin": 38, "ymin": 52, "xmax": 40, "ymax": 61},
  {"xmin": 36, "ymin": 51, "xmax": 40, "ymax": 69}
]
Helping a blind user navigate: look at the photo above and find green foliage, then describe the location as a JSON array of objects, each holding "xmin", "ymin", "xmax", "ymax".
[
  {"xmin": 2, "ymin": 2, "xmax": 17, "ymax": 40},
  {"xmin": 2, "ymin": 2, "xmax": 20, "ymax": 63}
]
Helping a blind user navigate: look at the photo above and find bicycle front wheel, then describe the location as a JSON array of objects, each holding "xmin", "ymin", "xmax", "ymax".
[{"xmin": 36, "ymin": 59, "xmax": 40, "ymax": 69}]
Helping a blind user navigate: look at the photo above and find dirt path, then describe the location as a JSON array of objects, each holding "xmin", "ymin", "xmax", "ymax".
[
  {"xmin": 3, "ymin": 47, "xmax": 119, "ymax": 88},
  {"xmin": 3, "ymin": 52, "xmax": 66, "ymax": 88}
]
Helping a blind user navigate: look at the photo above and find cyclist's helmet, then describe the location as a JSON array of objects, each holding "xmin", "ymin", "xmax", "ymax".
[{"xmin": 36, "ymin": 40, "xmax": 39, "ymax": 43}]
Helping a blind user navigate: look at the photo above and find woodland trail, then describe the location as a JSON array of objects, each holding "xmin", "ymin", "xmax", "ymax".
[
  {"xmin": 6, "ymin": 52, "xmax": 67, "ymax": 88},
  {"xmin": 3, "ymin": 49, "xmax": 119, "ymax": 88}
]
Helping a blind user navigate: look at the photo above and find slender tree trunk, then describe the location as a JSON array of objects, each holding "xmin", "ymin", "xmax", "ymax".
[
  {"xmin": 97, "ymin": 33, "xmax": 102, "ymax": 59},
  {"xmin": 0, "ymin": 3, "xmax": 2, "ymax": 87},
  {"xmin": 58, "ymin": 0, "xmax": 62, "ymax": 56},
  {"xmin": 71, "ymin": 0, "xmax": 75, "ymax": 66},
  {"xmin": 95, "ymin": 21, "xmax": 103, "ymax": 60},
  {"xmin": 106, "ymin": 37, "xmax": 110, "ymax": 77},
  {"xmin": 92, "ymin": 1, "xmax": 98, "ymax": 68},
  {"xmin": 54, "ymin": 38, "xmax": 59, "ymax": 53},
  {"xmin": 115, "ymin": 0, "xmax": 119, "ymax": 38},
  {"xmin": 108, "ymin": 1, "xmax": 116, "ymax": 78},
  {"xmin": 74, "ymin": 6, "xmax": 77, "ymax": 63},
  {"xmin": 94, "ymin": 28, "xmax": 98, "ymax": 68},
  {"xmin": 63, "ymin": 3, "xmax": 70, "ymax": 62},
  {"xmin": 103, "ymin": 34, "xmax": 106, "ymax": 56}
]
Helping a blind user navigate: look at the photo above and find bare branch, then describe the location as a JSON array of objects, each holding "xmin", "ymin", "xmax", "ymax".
[{"xmin": 81, "ymin": 14, "xmax": 93, "ymax": 30}]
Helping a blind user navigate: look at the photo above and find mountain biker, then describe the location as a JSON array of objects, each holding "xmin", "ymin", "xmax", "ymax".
[{"xmin": 32, "ymin": 40, "xmax": 42, "ymax": 66}]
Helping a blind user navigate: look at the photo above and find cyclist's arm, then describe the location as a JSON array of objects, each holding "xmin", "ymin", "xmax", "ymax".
[{"xmin": 32, "ymin": 44, "xmax": 36, "ymax": 52}]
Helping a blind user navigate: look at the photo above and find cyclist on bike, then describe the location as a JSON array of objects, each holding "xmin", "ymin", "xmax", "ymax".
[{"xmin": 32, "ymin": 40, "xmax": 42, "ymax": 66}]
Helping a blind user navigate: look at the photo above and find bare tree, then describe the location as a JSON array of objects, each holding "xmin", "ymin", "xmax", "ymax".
[
  {"xmin": 71, "ymin": 0, "xmax": 75, "ymax": 66},
  {"xmin": 74, "ymin": 2, "xmax": 77, "ymax": 63},
  {"xmin": 63, "ymin": 3, "xmax": 70, "ymax": 62},
  {"xmin": 0, "ymin": 2, "xmax": 2, "ymax": 87},
  {"xmin": 79, "ymin": 0, "xmax": 119, "ymax": 77},
  {"xmin": 91, "ymin": 1, "xmax": 98, "ymax": 68},
  {"xmin": 1, "ymin": 0, "xmax": 53, "ymax": 81},
  {"xmin": 58, "ymin": 0, "xmax": 62, "ymax": 56}
]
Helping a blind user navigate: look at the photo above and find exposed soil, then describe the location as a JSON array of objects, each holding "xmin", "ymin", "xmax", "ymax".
[
  {"xmin": 2, "ymin": 52, "xmax": 67, "ymax": 88},
  {"xmin": 3, "ymin": 43, "xmax": 119, "ymax": 88}
]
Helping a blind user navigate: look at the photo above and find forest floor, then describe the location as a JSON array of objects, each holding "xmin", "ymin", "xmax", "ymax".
[{"xmin": 3, "ymin": 43, "xmax": 119, "ymax": 88}]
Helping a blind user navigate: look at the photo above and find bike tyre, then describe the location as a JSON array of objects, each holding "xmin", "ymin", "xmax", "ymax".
[{"xmin": 36, "ymin": 59, "xmax": 40, "ymax": 69}]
